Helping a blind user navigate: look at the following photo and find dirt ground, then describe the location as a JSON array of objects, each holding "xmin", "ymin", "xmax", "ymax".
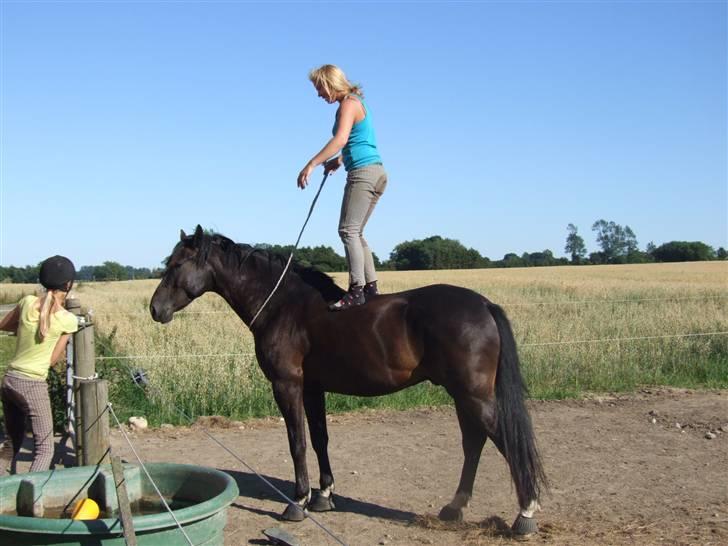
[{"xmin": 10, "ymin": 389, "xmax": 728, "ymax": 545}]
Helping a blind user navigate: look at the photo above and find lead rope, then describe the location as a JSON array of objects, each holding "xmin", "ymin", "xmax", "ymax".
[{"xmin": 250, "ymin": 172, "xmax": 329, "ymax": 326}]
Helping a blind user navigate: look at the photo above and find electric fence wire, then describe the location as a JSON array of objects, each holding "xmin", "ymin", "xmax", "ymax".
[
  {"xmin": 107, "ymin": 402, "xmax": 195, "ymax": 546},
  {"xmin": 89, "ymin": 294, "xmax": 728, "ymax": 316},
  {"xmin": 521, "ymin": 330, "xmax": 728, "ymax": 347},
  {"xmin": 92, "ymin": 330, "xmax": 728, "ymax": 361}
]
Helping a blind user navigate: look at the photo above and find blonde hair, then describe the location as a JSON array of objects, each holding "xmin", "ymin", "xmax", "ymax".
[
  {"xmin": 309, "ymin": 64, "xmax": 363, "ymax": 99},
  {"xmin": 37, "ymin": 289, "xmax": 66, "ymax": 342}
]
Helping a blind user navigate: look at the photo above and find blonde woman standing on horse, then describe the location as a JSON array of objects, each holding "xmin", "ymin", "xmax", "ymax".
[
  {"xmin": 0, "ymin": 256, "xmax": 78, "ymax": 475},
  {"xmin": 297, "ymin": 64, "xmax": 387, "ymax": 311}
]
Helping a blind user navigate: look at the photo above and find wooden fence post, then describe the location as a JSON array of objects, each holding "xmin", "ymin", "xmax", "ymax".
[
  {"xmin": 65, "ymin": 299, "xmax": 110, "ymax": 466},
  {"xmin": 80, "ymin": 379, "xmax": 110, "ymax": 466}
]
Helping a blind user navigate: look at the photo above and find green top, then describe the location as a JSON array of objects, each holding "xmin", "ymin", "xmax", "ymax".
[{"xmin": 7, "ymin": 295, "xmax": 78, "ymax": 380}]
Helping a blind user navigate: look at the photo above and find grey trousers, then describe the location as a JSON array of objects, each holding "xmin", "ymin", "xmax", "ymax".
[
  {"xmin": 1, "ymin": 372, "xmax": 55, "ymax": 474},
  {"xmin": 338, "ymin": 163, "xmax": 387, "ymax": 287}
]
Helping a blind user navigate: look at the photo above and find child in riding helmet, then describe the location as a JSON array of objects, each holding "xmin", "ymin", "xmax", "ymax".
[{"xmin": 0, "ymin": 255, "xmax": 79, "ymax": 475}]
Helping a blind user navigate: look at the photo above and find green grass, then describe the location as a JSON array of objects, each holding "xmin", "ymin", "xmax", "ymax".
[{"xmin": 523, "ymin": 337, "xmax": 728, "ymax": 399}]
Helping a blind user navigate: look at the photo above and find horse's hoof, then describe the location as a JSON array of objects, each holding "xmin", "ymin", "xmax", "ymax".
[
  {"xmin": 438, "ymin": 505, "xmax": 463, "ymax": 522},
  {"xmin": 281, "ymin": 503, "xmax": 306, "ymax": 522},
  {"xmin": 511, "ymin": 514, "xmax": 538, "ymax": 536},
  {"xmin": 308, "ymin": 491, "xmax": 336, "ymax": 512}
]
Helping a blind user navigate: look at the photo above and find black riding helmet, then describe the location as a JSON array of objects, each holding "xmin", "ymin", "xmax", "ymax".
[{"xmin": 39, "ymin": 255, "xmax": 76, "ymax": 291}]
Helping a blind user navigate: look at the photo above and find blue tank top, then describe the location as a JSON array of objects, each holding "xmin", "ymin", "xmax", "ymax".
[{"xmin": 332, "ymin": 95, "xmax": 382, "ymax": 171}]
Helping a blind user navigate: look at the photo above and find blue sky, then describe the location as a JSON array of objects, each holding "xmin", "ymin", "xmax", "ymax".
[{"xmin": 1, "ymin": 1, "xmax": 726, "ymax": 268}]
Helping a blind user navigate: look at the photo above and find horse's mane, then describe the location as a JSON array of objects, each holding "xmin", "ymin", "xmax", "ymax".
[{"xmin": 195, "ymin": 232, "xmax": 345, "ymax": 301}]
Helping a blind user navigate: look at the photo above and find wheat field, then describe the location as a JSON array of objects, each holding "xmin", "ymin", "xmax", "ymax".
[{"xmin": 2, "ymin": 261, "xmax": 726, "ymax": 422}]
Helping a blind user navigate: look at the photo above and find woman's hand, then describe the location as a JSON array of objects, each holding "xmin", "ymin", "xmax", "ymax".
[
  {"xmin": 323, "ymin": 156, "xmax": 342, "ymax": 175},
  {"xmin": 297, "ymin": 162, "xmax": 315, "ymax": 189}
]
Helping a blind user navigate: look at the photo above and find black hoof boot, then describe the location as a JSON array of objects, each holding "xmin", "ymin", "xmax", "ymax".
[
  {"xmin": 511, "ymin": 514, "xmax": 538, "ymax": 536},
  {"xmin": 308, "ymin": 491, "xmax": 336, "ymax": 512},
  {"xmin": 438, "ymin": 505, "xmax": 463, "ymax": 522},
  {"xmin": 281, "ymin": 503, "xmax": 306, "ymax": 522}
]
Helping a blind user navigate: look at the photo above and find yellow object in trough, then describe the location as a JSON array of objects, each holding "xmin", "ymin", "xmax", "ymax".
[{"xmin": 70, "ymin": 498, "xmax": 100, "ymax": 520}]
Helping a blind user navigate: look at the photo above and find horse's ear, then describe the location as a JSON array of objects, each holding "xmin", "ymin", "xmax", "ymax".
[
  {"xmin": 193, "ymin": 225, "xmax": 204, "ymax": 245},
  {"xmin": 180, "ymin": 229, "xmax": 187, "ymax": 241}
]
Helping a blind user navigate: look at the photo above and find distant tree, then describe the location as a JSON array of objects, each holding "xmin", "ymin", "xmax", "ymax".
[
  {"xmin": 261, "ymin": 244, "xmax": 346, "ymax": 272},
  {"xmin": 565, "ymin": 224, "xmax": 587, "ymax": 264},
  {"xmin": 390, "ymin": 241, "xmax": 434, "ymax": 270},
  {"xmin": 94, "ymin": 261, "xmax": 128, "ymax": 281},
  {"xmin": 389, "ymin": 236, "xmax": 488, "ymax": 270},
  {"xmin": 301, "ymin": 245, "xmax": 347, "ymax": 272},
  {"xmin": 77, "ymin": 266, "xmax": 95, "ymax": 281},
  {"xmin": 371, "ymin": 252, "xmax": 380, "ymax": 268},
  {"xmin": 652, "ymin": 241, "xmax": 716, "ymax": 262},
  {"xmin": 502, "ymin": 253, "xmax": 525, "ymax": 268},
  {"xmin": 125, "ymin": 266, "xmax": 157, "ymax": 280},
  {"xmin": 591, "ymin": 219, "xmax": 638, "ymax": 263},
  {"xmin": 527, "ymin": 249, "xmax": 558, "ymax": 267},
  {"xmin": 717, "ymin": 247, "xmax": 727, "ymax": 260},
  {"xmin": 588, "ymin": 251, "xmax": 607, "ymax": 265},
  {"xmin": 626, "ymin": 250, "xmax": 654, "ymax": 263},
  {"xmin": 376, "ymin": 252, "xmax": 396, "ymax": 271},
  {"xmin": 0, "ymin": 265, "xmax": 39, "ymax": 283}
]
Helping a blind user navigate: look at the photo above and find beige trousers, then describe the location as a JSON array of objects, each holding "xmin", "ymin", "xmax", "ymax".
[{"xmin": 338, "ymin": 163, "xmax": 387, "ymax": 287}]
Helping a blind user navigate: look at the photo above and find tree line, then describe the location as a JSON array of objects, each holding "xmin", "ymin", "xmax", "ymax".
[
  {"xmin": 1, "ymin": 219, "xmax": 725, "ymax": 282},
  {"xmin": 0, "ymin": 262, "xmax": 165, "ymax": 284}
]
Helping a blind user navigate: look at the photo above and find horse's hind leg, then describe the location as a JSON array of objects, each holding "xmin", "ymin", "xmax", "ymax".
[
  {"xmin": 439, "ymin": 394, "xmax": 495, "ymax": 521},
  {"xmin": 303, "ymin": 387, "xmax": 336, "ymax": 512},
  {"xmin": 486, "ymin": 425, "xmax": 540, "ymax": 534}
]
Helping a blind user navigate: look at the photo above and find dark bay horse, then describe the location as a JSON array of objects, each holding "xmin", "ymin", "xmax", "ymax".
[{"xmin": 150, "ymin": 226, "xmax": 547, "ymax": 535}]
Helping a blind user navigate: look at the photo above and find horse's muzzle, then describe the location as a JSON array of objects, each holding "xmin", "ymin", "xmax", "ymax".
[{"xmin": 149, "ymin": 302, "xmax": 172, "ymax": 324}]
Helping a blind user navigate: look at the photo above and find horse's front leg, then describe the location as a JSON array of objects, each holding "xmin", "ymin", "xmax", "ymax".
[
  {"xmin": 272, "ymin": 380, "xmax": 310, "ymax": 521},
  {"xmin": 303, "ymin": 388, "xmax": 335, "ymax": 512}
]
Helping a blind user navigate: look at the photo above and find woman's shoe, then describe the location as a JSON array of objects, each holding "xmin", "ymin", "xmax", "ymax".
[
  {"xmin": 329, "ymin": 285, "xmax": 365, "ymax": 311},
  {"xmin": 363, "ymin": 281, "xmax": 379, "ymax": 301}
]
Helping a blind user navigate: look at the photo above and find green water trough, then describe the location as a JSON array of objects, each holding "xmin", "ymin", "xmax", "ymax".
[{"xmin": 0, "ymin": 462, "xmax": 239, "ymax": 545}]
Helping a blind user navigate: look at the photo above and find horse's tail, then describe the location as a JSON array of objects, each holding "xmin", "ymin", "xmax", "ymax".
[{"xmin": 488, "ymin": 302, "xmax": 548, "ymax": 508}]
